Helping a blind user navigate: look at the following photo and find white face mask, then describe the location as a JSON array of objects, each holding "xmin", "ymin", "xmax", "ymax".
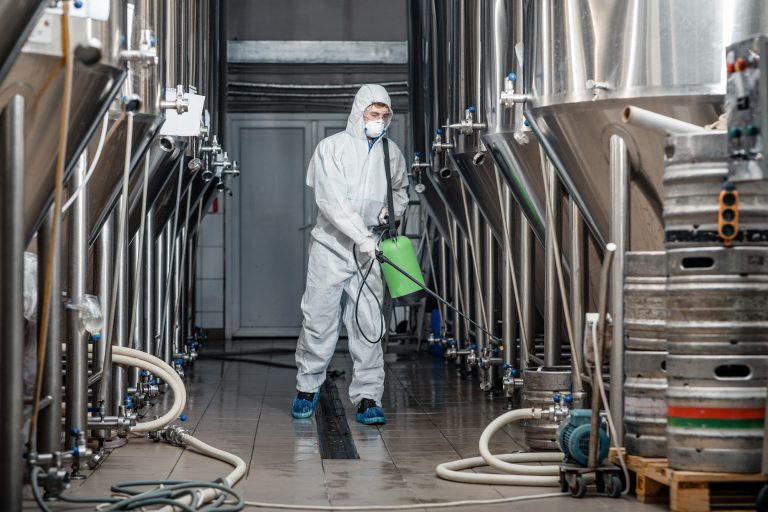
[{"xmin": 364, "ymin": 119, "xmax": 386, "ymax": 138}]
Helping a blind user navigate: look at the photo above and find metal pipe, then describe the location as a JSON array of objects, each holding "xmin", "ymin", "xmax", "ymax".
[
  {"xmin": 0, "ymin": 95, "xmax": 25, "ymax": 509},
  {"xmin": 145, "ymin": 210, "xmax": 155, "ymax": 357},
  {"xmin": 483, "ymin": 223, "xmax": 496, "ymax": 391},
  {"xmin": 589, "ymin": 243, "xmax": 617, "ymax": 468},
  {"xmin": 163, "ymin": 0, "xmax": 178, "ymax": 90},
  {"xmin": 461, "ymin": 233, "xmax": 472, "ymax": 348},
  {"xmin": 37, "ymin": 209, "xmax": 62, "ymax": 454},
  {"xmin": 473, "ymin": 205, "xmax": 485, "ymax": 353},
  {"xmin": 609, "ymin": 134, "xmax": 629, "ymax": 443},
  {"xmin": 173, "ymin": 231, "xmax": 182, "ymax": 355},
  {"xmin": 569, "ymin": 198, "xmax": 585, "ymax": 391},
  {"xmin": 129, "ymin": 239, "xmax": 143, "ymax": 386},
  {"xmin": 112, "ymin": 201, "xmax": 128, "ymax": 414},
  {"xmin": 519, "ymin": 216, "xmax": 534, "ymax": 367},
  {"xmin": 438, "ymin": 236, "xmax": 449, "ymax": 338},
  {"xmin": 95, "ymin": 213, "xmax": 114, "ymax": 440},
  {"xmin": 154, "ymin": 225, "xmax": 166, "ymax": 360},
  {"xmin": 66, "ymin": 153, "xmax": 88, "ymax": 467},
  {"xmin": 164, "ymin": 224, "xmax": 174, "ymax": 364},
  {"xmin": 502, "ymin": 186, "xmax": 516, "ymax": 369},
  {"xmin": 544, "ymin": 162, "xmax": 562, "ymax": 366}
]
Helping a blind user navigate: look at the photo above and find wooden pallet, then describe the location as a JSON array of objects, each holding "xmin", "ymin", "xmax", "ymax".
[{"xmin": 609, "ymin": 448, "xmax": 767, "ymax": 512}]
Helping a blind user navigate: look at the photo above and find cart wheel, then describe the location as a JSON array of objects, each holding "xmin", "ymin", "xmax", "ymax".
[
  {"xmin": 559, "ymin": 473, "xmax": 568, "ymax": 493},
  {"xmin": 569, "ymin": 475, "xmax": 587, "ymax": 498},
  {"xmin": 606, "ymin": 474, "xmax": 623, "ymax": 499},
  {"xmin": 757, "ymin": 484, "xmax": 768, "ymax": 512}
]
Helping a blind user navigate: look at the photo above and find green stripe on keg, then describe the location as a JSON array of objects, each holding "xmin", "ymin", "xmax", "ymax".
[{"xmin": 667, "ymin": 417, "xmax": 765, "ymax": 429}]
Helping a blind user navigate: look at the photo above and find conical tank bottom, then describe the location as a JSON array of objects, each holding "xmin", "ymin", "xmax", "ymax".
[
  {"xmin": 425, "ymin": 161, "xmax": 475, "ymax": 239},
  {"xmin": 0, "ymin": 0, "xmax": 46, "ymax": 84},
  {"xmin": 87, "ymin": 112, "xmax": 163, "ymax": 243},
  {"xmin": 128, "ymin": 137, "xmax": 188, "ymax": 238},
  {"xmin": 528, "ymin": 94, "xmax": 720, "ymax": 251},
  {"xmin": 417, "ymin": 176, "xmax": 452, "ymax": 240},
  {"xmin": 450, "ymin": 151, "xmax": 508, "ymax": 242},
  {"xmin": 0, "ymin": 51, "xmax": 124, "ymax": 243},
  {"xmin": 480, "ymin": 133, "xmax": 547, "ymax": 244}
]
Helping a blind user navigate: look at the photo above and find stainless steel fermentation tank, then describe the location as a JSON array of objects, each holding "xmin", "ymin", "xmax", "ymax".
[{"xmin": 522, "ymin": 0, "xmax": 768, "ymax": 249}]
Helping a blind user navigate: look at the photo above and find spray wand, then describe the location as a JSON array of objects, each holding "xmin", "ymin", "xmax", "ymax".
[{"xmin": 375, "ymin": 250, "xmax": 504, "ymax": 346}]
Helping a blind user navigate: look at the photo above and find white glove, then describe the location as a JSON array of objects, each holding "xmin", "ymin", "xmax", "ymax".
[
  {"xmin": 378, "ymin": 207, "xmax": 389, "ymax": 226},
  {"xmin": 358, "ymin": 238, "xmax": 378, "ymax": 260}
]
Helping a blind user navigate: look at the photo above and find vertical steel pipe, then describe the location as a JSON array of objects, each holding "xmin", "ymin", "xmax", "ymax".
[
  {"xmin": 502, "ymin": 186, "xmax": 516, "ymax": 369},
  {"xmin": 570, "ymin": 198, "xmax": 585, "ymax": 389},
  {"xmin": 544, "ymin": 162, "xmax": 562, "ymax": 366},
  {"xmin": 472, "ymin": 205, "xmax": 485, "ymax": 357},
  {"xmin": 37, "ymin": 209, "xmax": 62, "ymax": 454},
  {"xmin": 163, "ymin": 0, "xmax": 178, "ymax": 91},
  {"xmin": 95, "ymin": 214, "xmax": 114, "ymax": 438},
  {"xmin": 129, "ymin": 239, "xmax": 142, "ymax": 386},
  {"xmin": 66, "ymin": 154, "xmax": 88, "ymax": 458},
  {"xmin": 112, "ymin": 202, "xmax": 128, "ymax": 414},
  {"xmin": 0, "ymin": 95, "xmax": 25, "ymax": 510},
  {"xmin": 145, "ymin": 210, "xmax": 155, "ymax": 357},
  {"xmin": 438, "ymin": 236, "xmax": 449, "ymax": 339},
  {"xmin": 519, "ymin": 216, "xmax": 534, "ymax": 366},
  {"xmin": 610, "ymin": 135, "xmax": 629, "ymax": 442},
  {"xmin": 164, "ymin": 225, "xmax": 174, "ymax": 364},
  {"xmin": 155, "ymin": 225, "xmax": 166, "ymax": 360},
  {"xmin": 460, "ymin": 233, "xmax": 472, "ymax": 349},
  {"xmin": 483, "ymin": 223, "xmax": 496, "ymax": 391},
  {"xmin": 173, "ymin": 231, "xmax": 182, "ymax": 356}
]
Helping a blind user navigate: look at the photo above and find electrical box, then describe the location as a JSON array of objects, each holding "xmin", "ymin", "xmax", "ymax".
[{"xmin": 726, "ymin": 36, "xmax": 768, "ymax": 181}]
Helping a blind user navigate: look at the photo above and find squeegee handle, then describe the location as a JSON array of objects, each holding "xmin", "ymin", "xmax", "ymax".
[{"xmin": 375, "ymin": 251, "xmax": 502, "ymax": 345}]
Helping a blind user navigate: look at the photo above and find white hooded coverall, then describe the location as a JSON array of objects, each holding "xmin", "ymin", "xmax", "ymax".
[{"xmin": 295, "ymin": 84, "xmax": 409, "ymax": 406}]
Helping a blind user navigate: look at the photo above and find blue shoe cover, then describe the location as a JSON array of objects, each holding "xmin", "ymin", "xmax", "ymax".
[
  {"xmin": 291, "ymin": 391, "xmax": 319, "ymax": 419},
  {"xmin": 355, "ymin": 399, "xmax": 386, "ymax": 425}
]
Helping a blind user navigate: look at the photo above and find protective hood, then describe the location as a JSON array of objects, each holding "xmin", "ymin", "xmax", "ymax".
[{"xmin": 346, "ymin": 84, "xmax": 393, "ymax": 140}]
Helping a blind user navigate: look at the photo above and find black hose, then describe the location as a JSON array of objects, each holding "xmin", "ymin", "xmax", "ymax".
[
  {"xmin": 198, "ymin": 354, "xmax": 297, "ymax": 369},
  {"xmin": 352, "ymin": 243, "xmax": 386, "ymax": 344},
  {"xmin": 376, "ymin": 251, "xmax": 503, "ymax": 345}
]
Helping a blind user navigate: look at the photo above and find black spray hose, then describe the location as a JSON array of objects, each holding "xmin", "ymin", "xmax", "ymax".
[{"xmin": 375, "ymin": 251, "xmax": 504, "ymax": 346}]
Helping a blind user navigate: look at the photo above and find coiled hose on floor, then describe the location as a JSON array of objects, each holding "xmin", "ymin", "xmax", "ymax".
[{"xmin": 436, "ymin": 408, "xmax": 565, "ymax": 486}]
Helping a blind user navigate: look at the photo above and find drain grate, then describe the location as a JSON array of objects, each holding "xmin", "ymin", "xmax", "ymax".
[{"xmin": 315, "ymin": 379, "xmax": 359, "ymax": 460}]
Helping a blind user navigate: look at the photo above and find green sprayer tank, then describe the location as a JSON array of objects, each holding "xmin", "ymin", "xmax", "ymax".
[{"xmin": 379, "ymin": 235, "xmax": 426, "ymax": 302}]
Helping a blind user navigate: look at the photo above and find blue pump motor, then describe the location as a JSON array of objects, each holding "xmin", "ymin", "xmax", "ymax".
[{"xmin": 557, "ymin": 409, "xmax": 610, "ymax": 466}]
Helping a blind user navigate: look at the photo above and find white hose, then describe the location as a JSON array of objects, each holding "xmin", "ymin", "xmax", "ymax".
[
  {"xmin": 243, "ymin": 492, "xmax": 566, "ymax": 510},
  {"xmin": 111, "ymin": 346, "xmax": 185, "ymax": 432},
  {"xmin": 436, "ymin": 453, "xmax": 563, "ymax": 486},
  {"xmin": 478, "ymin": 408, "xmax": 560, "ymax": 476},
  {"xmin": 62, "ymin": 111, "xmax": 109, "ymax": 213},
  {"xmin": 157, "ymin": 434, "xmax": 248, "ymax": 512},
  {"xmin": 436, "ymin": 407, "xmax": 564, "ymax": 486},
  {"xmin": 622, "ymin": 105, "xmax": 707, "ymax": 135}
]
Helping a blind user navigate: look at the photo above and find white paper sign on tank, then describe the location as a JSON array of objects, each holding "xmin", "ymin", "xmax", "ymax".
[{"xmin": 160, "ymin": 89, "xmax": 206, "ymax": 137}]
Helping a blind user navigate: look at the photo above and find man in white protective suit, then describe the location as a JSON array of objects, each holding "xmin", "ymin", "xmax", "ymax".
[{"xmin": 291, "ymin": 84, "xmax": 409, "ymax": 425}]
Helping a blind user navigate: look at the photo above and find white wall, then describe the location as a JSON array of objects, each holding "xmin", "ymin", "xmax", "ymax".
[{"xmin": 195, "ymin": 199, "xmax": 225, "ymax": 329}]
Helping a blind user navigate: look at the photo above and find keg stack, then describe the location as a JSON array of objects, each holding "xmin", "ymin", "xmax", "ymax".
[
  {"xmin": 623, "ymin": 251, "xmax": 668, "ymax": 457},
  {"xmin": 663, "ymin": 131, "xmax": 768, "ymax": 473}
]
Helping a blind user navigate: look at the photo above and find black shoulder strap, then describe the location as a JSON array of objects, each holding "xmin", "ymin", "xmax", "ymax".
[{"xmin": 382, "ymin": 138, "xmax": 397, "ymax": 237}]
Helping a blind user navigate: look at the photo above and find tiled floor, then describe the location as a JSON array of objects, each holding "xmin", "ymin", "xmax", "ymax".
[{"xmin": 24, "ymin": 340, "xmax": 666, "ymax": 511}]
